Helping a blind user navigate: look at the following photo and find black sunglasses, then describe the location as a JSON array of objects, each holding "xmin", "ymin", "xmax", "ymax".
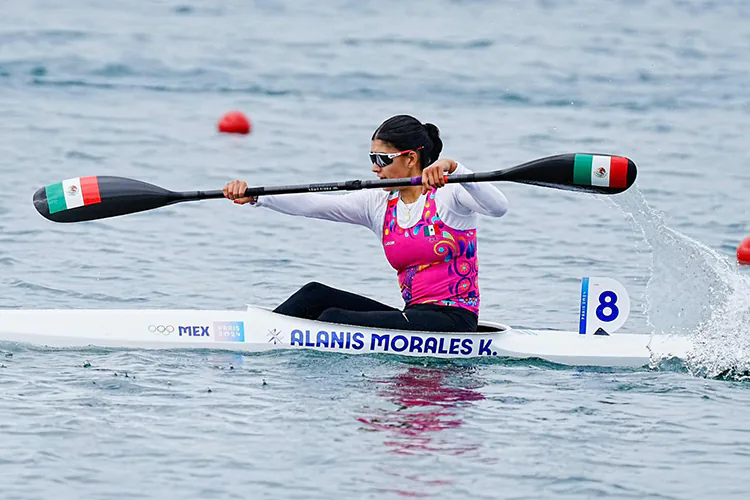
[{"xmin": 369, "ymin": 146, "xmax": 424, "ymax": 168}]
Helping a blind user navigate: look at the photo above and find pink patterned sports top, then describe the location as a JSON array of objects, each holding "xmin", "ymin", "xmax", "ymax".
[{"xmin": 382, "ymin": 189, "xmax": 479, "ymax": 315}]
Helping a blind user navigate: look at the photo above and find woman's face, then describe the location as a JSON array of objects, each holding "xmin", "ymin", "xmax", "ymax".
[{"xmin": 370, "ymin": 139, "xmax": 420, "ymax": 190}]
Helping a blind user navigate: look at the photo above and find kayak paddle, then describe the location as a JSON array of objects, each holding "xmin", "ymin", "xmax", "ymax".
[{"xmin": 33, "ymin": 153, "xmax": 636, "ymax": 223}]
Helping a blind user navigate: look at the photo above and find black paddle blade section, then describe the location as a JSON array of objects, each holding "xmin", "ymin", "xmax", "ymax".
[
  {"xmin": 492, "ymin": 153, "xmax": 637, "ymax": 194},
  {"xmin": 33, "ymin": 176, "xmax": 181, "ymax": 223}
]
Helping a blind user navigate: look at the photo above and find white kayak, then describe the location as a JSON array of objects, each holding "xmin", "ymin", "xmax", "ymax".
[{"xmin": 0, "ymin": 305, "xmax": 692, "ymax": 367}]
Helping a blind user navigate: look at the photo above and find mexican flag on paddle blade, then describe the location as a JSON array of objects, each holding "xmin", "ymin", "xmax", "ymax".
[
  {"xmin": 573, "ymin": 154, "xmax": 629, "ymax": 188},
  {"xmin": 45, "ymin": 177, "xmax": 102, "ymax": 214}
]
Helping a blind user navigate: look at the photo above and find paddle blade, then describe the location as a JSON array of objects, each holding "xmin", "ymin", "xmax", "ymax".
[
  {"xmin": 495, "ymin": 153, "xmax": 637, "ymax": 194},
  {"xmin": 33, "ymin": 176, "xmax": 181, "ymax": 223}
]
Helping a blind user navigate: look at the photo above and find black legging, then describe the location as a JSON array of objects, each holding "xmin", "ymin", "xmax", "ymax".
[{"xmin": 273, "ymin": 282, "xmax": 478, "ymax": 332}]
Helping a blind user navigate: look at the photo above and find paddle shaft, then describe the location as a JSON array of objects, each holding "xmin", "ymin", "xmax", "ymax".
[{"xmin": 184, "ymin": 173, "xmax": 475, "ymax": 201}]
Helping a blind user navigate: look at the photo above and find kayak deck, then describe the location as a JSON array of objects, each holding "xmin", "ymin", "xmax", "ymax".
[{"xmin": 0, "ymin": 306, "xmax": 692, "ymax": 367}]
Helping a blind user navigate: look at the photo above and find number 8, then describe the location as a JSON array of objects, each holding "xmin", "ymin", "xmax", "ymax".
[{"xmin": 596, "ymin": 291, "xmax": 619, "ymax": 322}]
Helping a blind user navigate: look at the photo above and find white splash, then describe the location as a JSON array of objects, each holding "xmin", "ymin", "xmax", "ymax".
[{"xmin": 608, "ymin": 189, "xmax": 750, "ymax": 379}]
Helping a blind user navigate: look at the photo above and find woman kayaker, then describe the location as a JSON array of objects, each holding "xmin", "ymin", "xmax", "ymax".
[{"xmin": 223, "ymin": 115, "xmax": 509, "ymax": 332}]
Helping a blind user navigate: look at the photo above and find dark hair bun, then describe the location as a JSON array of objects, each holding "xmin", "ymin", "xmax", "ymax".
[
  {"xmin": 424, "ymin": 123, "xmax": 443, "ymax": 162},
  {"xmin": 371, "ymin": 115, "xmax": 444, "ymax": 168}
]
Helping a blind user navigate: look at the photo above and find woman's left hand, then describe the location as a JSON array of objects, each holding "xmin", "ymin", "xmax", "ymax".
[{"xmin": 421, "ymin": 159, "xmax": 457, "ymax": 194}]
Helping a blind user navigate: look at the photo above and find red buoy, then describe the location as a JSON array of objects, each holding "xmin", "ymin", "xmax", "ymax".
[
  {"xmin": 218, "ymin": 111, "xmax": 251, "ymax": 135},
  {"xmin": 737, "ymin": 236, "xmax": 750, "ymax": 265}
]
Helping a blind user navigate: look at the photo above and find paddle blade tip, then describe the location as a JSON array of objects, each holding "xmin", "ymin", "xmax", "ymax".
[
  {"xmin": 572, "ymin": 153, "xmax": 637, "ymax": 194},
  {"xmin": 32, "ymin": 175, "xmax": 180, "ymax": 223},
  {"xmin": 32, "ymin": 185, "xmax": 54, "ymax": 221},
  {"xmin": 32, "ymin": 176, "xmax": 106, "ymax": 223}
]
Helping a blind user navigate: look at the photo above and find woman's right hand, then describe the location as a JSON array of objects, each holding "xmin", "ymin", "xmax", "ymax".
[{"xmin": 223, "ymin": 180, "xmax": 258, "ymax": 205}]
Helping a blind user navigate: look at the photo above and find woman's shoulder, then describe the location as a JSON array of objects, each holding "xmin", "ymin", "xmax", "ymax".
[
  {"xmin": 337, "ymin": 188, "xmax": 389, "ymax": 202},
  {"xmin": 435, "ymin": 183, "xmax": 462, "ymax": 199},
  {"xmin": 360, "ymin": 189, "xmax": 391, "ymax": 204},
  {"xmin": 350, "ymin": 189, "xmax": 391, "ymax": 221}
]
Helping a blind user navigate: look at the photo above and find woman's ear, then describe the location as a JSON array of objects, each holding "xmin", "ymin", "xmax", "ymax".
[{"xmin": 409, "ymin": 151, "xmax": 420, "ymax": 170}]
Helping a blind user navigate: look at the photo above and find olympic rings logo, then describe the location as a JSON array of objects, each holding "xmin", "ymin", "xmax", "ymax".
[{"xmin": 149, "ymin": 325, "xmax": 174, "ymax": 335}]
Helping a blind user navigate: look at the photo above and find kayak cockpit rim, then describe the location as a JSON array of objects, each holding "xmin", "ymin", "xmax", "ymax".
[{"xmin": 245, "ymin": 305, "xmax": 509, "ymax": 334}]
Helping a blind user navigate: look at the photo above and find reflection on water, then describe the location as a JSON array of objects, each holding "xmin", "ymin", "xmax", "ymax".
[{"xmin": 358, "ymin": 365, "xmax": 485, "ymax": 456}]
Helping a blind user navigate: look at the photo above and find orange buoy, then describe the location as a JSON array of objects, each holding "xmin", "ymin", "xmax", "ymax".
[
  {"xmin": 217, "ymin": 111, "xmax": 251, "ymax": 135},
  {"xmin": 737, "ymin": 236, "xmax": 750, "ymax": 265}
]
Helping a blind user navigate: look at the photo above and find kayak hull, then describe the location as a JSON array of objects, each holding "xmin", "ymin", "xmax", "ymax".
[{"xmin": 0, "ymin": 306, "xmax": 691, "ymax": 367}]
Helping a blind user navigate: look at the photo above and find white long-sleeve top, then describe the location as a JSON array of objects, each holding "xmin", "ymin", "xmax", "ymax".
[{"xmin": 253, "ymin": 163, "xmax": 509, "ymax": 236}]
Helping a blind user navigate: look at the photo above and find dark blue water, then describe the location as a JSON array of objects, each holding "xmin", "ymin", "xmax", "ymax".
[{"xmin": 1, "ymin": 1, "xmax": 750, "ymax": 498}]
